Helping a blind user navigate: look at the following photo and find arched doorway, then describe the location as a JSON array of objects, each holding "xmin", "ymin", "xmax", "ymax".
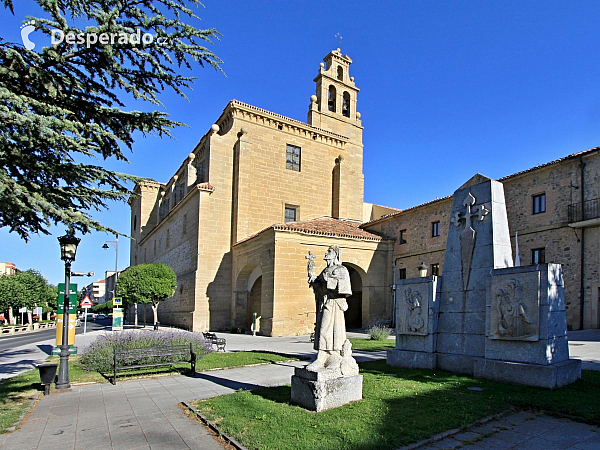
[
  {"xmin": 234, "ymin": 265, "xmax": 262, "ymax": 331},
  {"xmin": 246, "ymin": 275, "xmax": 262, "ymax": 331},
  {"xmin": 344, "ymin": 264, "xmax": 362, "ymax": 329}
]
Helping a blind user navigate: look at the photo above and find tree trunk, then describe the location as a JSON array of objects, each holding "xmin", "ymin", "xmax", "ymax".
[
  {"xmin": 27, "ymin": 310, "xmax": 32, "ymax": 325},
  {"xmin": 152, "ymin": 302, "xmax": 158, "ymax": 325},
  {"xmin": 8, "ymin": 307, "xmax": 15, "ymax": 325},
  {"xmin": 143, "ymin": 304, "xmax": 147, "ymax": 328},
  {"xmin": 134, "ymin": 303, "xmax": 138, "ymax": 327}
]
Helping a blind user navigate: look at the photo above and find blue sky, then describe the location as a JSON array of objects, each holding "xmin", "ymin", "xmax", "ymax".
[{"xmin": 2, "ymin": 0, "xmax": 600, "ymax": 287}]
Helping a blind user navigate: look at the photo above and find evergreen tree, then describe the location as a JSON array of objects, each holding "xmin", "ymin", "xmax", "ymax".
[{"xmin": 0, "ymin": 0, "xmax": 222, "ymax": 240}]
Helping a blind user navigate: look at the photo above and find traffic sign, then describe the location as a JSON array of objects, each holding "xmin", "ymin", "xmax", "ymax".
[
  {"xmin": 80, "ymin": 296, "xmax": 93, "ymax": 308},
  {"xmin": 113, "ymin": 297, "xmax": 122, "ymax": 306}
]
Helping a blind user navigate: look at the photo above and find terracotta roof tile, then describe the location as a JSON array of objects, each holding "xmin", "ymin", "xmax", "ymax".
[{"xmin": 234, "ymin": 217, "xmax": 385, "ymax": 246}]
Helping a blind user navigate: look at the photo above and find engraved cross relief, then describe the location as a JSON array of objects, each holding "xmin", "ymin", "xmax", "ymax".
[{"xmin": 450, "ymin": 192, "xmax": 489, "ymax": 290}]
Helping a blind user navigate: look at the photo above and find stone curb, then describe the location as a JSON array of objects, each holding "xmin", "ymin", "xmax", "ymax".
[{"xmin": 182, "ymin": 401, "xmax": 248, "ymax": 450}]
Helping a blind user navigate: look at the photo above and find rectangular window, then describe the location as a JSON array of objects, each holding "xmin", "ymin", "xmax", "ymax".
[
  {"xmin": 398, "ymin": 268, "xmax": 407, "ymax": 280},
  {"xmin": 399, "ymin": 229, "xmax": 407, "ymax": 244},
  {"xmin": 431, "ymin": 221, "xmax": 440, "ymax": 237},
  {"xmin": 176, "ymin": 182, "xmax": 185, "ymax": 204},
  {"xmin": 532, "ymin": 193, "xmax": 546, "ymax": 214},
  {"xmin": 531, "ymin": 248, "xmax": 545, "ymax": 264},
  {"xmin": 430, "ymin": 263, "xmax": 440, "ymax": 276},
  {"xmin": 284, "ymin": 206, "xmax": 297, "ymax": 223},
  {"xmin": 286, "ymin": 144, "xmax": 301, "ymax": 171},
  {"xmin": 194, "ymin": 159, "xmax": 205, "ymax": 185}
]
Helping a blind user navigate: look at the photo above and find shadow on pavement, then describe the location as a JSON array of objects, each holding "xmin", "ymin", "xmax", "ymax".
[{"xmin": 194, "ymin": 372, "xmax": 262, "ymax": 391}]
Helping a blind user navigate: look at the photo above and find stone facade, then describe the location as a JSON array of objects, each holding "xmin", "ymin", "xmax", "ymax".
[
  {"xmin": 129, "ymin": 50, "xmax": 396, "ymax": 334},
  {"xmin": 129, "ymin": 47, "xmax": 600, "ymax": 334},
  {"xmin": 363, "ymin": 149, "xmax": 600, "ymax": 330}
]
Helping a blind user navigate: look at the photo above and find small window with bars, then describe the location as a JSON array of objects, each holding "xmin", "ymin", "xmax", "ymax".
[
  {"xmin": 398, "ymin": 268, "xmax": 407, "ymax": 280},
  {"xmin": 431, "ymin": 221, "xmax": 440, "ymax": 237},
  {"xmin": 286, "ymin": 144, "xmax": 301, "ymax": 171},
  {"xmin": 284, "ymin": 206, "xmax": 297, "ymax": 223},
  {"xmin": 430, "ymin": 263, "xmax": 440, "ymax": 276}
]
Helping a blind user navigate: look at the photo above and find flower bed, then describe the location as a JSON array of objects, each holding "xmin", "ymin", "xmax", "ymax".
[{"xmin": 79, "ymin": 329, "xmax": 212, "ymax": 373}]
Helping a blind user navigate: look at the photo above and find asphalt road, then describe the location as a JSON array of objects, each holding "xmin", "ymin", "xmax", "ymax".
[{"xmin": 0, "ymin": 318, "xmax": 110, "ymax": 354}]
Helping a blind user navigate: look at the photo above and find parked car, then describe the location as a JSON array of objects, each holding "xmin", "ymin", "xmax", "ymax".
[
  {"xmin": 86, "ymin": 313, "xmax": 95, "ymax": 322},
  {"xmin": 97, "ymin": 314, "xmax": 107, "ymax": 320}
]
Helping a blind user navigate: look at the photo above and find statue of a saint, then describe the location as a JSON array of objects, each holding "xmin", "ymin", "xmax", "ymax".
[{"xmin": 306, "ymin": 245, "xmax": 358, "ymax": 374}]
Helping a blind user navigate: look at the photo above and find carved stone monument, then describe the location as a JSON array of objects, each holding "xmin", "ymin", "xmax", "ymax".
[
  {"xmin": 388, "ymin": 174, "xmax": 581, "ymax": 389},
  {"xmin": 291, "ymin": 246, "xmax": 363, "ymax": 411}
]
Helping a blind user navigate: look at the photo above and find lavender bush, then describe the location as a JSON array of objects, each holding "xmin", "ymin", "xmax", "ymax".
[
  {"xmin": 368, "ymin": 324, "xmax": 392, "ymax": 341},
  {"xmin": 79, "ymin": 329, "xmax": 213, "ymax": 373}
]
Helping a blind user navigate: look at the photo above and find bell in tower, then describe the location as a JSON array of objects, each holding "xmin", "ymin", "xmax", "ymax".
[{"xmin": 307, "ymin": 49, "xmax": 361, "ymax": 134}]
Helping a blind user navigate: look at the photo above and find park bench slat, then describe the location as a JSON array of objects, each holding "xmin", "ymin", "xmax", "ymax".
[{"xmin": 113, "ymin": 343, "xmax": 196, "ymax": 385}]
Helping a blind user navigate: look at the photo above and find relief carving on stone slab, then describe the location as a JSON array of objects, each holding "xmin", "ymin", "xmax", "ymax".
[
  {"xmin": 490, "ymin": 278, "xmax": 539, "ymax": 341},
  {"xmin": 397, "ymin": 286, "xmax": 428, "ymax": 335},
  {"xmin": 450, "ymin": 192, "xmax": 489, "ymax": 290}
]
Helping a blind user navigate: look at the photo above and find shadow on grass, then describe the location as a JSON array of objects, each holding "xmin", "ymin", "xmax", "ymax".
[
  {"xmin": 252, "ymin": 385, "xmax": 291, "ymax": 404},
  {"xmin": 198, "ymin": 360, "xmax": 600, "ymax": 450}
]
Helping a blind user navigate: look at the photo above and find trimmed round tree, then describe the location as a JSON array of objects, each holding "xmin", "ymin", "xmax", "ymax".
[{"xmin": 116, "ymin": 263, "xmax": 177, "ymax": 326}]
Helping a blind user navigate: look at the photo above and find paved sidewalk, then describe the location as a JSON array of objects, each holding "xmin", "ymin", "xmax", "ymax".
[
  {"xmin": 0, "ymin": 330, "xmax": 599, "ymax": 449},
  {"xmin": 410, "ymin": 411, "xmax": 600, "ymax": 450}
]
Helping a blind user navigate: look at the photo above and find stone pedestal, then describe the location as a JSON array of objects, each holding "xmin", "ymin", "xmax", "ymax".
[
  {"xmin": 473, "ymin": 358, "xmax": 581, "ymax": 389},
  {"xmin": 291, "ymin": 367, "xmax": 363, "ymax": 412}
]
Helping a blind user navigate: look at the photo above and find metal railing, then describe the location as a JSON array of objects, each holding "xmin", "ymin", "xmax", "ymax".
[{"xmin": 568, "ymin": 198, "xmax": 600, "ymax": 223}]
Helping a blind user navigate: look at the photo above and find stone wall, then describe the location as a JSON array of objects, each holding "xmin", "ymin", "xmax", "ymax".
[{"xmin": 365, "ymin": 150, "xmax": 600, "ymax": 330}]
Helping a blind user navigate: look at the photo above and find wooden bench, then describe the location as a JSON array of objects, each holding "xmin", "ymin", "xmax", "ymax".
[
  {"xmin": 202, "ymin": 332, "xmax": 226, "ymax": 352},
  {"xmin": 113, "ymin": 343, "xmax": 196, "ymax": 384}
]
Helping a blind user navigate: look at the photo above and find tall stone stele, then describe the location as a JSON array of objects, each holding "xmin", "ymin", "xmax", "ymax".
[
  {"xmin": 388, "ymin": 174, "xmax": 581, "ymax": 389},
  {"xmin": 290, "ymin": 246, "xmax": 363, "ymax": 412}
]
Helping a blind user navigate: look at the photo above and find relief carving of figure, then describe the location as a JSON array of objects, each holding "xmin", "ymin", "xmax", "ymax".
[
  {"xmin": 306, "ymin": 246, "xmax": 358, "ymax": 375},
  {"xmin": 496, "ymin": 279, "xmax": 533, "ymax": 337},
  {"xmin": 399, "ymin": 288, "xmax": 425, "ymax": 333}
]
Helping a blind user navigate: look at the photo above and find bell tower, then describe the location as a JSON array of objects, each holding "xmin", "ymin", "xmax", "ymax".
[{"xmin": 308, "ymin": 49, "xmax": 362, "ymax": 141}]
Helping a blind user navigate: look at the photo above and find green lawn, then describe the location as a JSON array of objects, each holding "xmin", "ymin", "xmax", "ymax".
[
  {"xmin": 0, "ymin": 369, "xmax": 39, "ymax": 434},
  {"xmin": 191, "ymin": 361, "xmax": 600, "ymax": 450},
  {"xmin": 349, "ymin": 337, "xmax": 395, "ymax": 352}
]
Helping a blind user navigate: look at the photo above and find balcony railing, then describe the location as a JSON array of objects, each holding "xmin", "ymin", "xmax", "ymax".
[{"xmin": 568, "ymin": 198, "xmax": 600, "ymax": 223}]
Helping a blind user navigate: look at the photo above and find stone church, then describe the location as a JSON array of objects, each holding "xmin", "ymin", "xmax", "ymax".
[
  {"xmin": 129, "ymin": 50, "xmax": 397, "ymax": 335},
  {"xmin": 130, "ymin": 50, "xmax": 600, "ymax": 334}
]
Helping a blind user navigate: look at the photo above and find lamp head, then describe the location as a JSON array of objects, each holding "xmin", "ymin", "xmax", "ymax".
[
  {"xmin": 58, "ymin": 228, "xmax": 80, "ymax": 262},
  {"xmin": 418, "ymin": 262, "xmax": 428, "ymax": 277},
  {"xmin": 102, "ymin": 243, "xmax": 109, "ymax": 249}
]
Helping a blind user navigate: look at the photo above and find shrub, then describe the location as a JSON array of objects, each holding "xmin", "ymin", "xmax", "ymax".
[
  {"xmin": 79, "ymin": 329, "xmax": 213, "ymax": 372},
  {"xmin": 368, "ymin": 324, "xmax": 391, "ymax": 341}
]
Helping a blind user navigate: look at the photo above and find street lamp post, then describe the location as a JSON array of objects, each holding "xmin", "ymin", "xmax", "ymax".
[
  {"xmin": 56, "ymin": 228, "xmax": 80, "ymax": 390},
  {"xmin": 103, "ymin": 235, "xmax": 119, "ymax": 300}
]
